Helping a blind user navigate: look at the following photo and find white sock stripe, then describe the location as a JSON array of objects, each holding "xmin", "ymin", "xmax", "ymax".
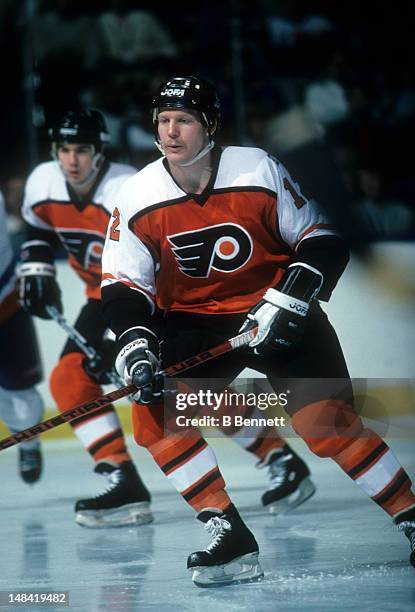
[
  {"xmin": 354, "ymin": 449, "xmax": 401, "ymax": 497},
  {"xmin": 166, "ymin": 445, "xmax": 218, "ymax": 493},
  {"xmin": 72, "ymin": 412, "xmax": 121, "ymax": 448}
]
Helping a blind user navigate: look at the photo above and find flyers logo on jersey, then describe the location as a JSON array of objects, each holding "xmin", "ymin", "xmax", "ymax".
[
  {"xmin": 58, "ymin": 229, "xmax": 104, "ymax": 270},
  {"xmin": 167, "ymin": 223, "xmax": 253, "ymax": 278}
]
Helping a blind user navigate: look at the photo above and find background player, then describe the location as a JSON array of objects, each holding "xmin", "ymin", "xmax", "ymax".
[
  {"xmin": 17, "ymin": 109, "xmax": 152, "ymax": 527},
  {"xmin": 0, "ymin": 191, "xmax": 44, "ymax": 484},
  {"xmin": 101, "ymin": 75, "xmax": 415, "ymax": 585}
]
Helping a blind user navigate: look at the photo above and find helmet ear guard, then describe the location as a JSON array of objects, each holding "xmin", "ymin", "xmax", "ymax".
[{"xmin": 201, "ymin": 112, "xmax": 218, "ymax": 137}]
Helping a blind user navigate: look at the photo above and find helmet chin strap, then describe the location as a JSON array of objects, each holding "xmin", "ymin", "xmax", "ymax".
[
  {"xmin": 154, "ymin": 140, "xmax": 215, "ymax": 167},
  {"xmin": 154, "ymin": 141, "xmax": 165, "ymax": 155},
  {"xmin": 178, "ymin": 141, "xmax": 215, "ymax": 167}
]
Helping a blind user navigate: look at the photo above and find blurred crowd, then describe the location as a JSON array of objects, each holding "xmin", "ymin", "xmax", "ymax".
[{"xmin": 1, "ymin": 0, "xmax": 414, "ymax": 248}]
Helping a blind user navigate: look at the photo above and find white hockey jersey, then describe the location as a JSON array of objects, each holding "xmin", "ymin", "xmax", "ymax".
[
  {"xmin": 22, "ymin": 160, "xmax": 136, "ymax": 299},
  {"xmin": 102, "ymin": 146, "xmax": 338, "ymax": 315}
]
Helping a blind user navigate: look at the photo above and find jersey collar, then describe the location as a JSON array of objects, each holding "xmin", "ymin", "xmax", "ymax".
[
  {"xmin": 162, "ymin": 145, "xmax": 222, "ymax": 206},
  {"xmin": 65, "ymin": 159, "xmax": 110, "ymax": 210}
]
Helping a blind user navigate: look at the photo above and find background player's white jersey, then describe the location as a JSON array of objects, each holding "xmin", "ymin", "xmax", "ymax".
[
  {"xmin": 21, "ymin": 160, "xmax": 137, "ymax": 299},
  {"xmin": 22, "ymin": 160, "xmax": 136, "ymax": 231}
]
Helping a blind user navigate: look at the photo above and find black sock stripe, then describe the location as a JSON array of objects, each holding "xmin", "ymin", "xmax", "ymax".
[
  {"xmin": 88, "ymin": 428, "xmax": 124, "ymax": 455},
  {"xmin": 373, "ymin": 470, "xmax": 409, "ymax": 506},
  {"xmin": 161, "ymin": 438, "xmax": 206, "ymax": 474},
  {"xmin": 245, "ymin": 435, "xmax": 266, "ymax": 454},
  {"xmin": 348, "ymin": 441, "xmax": 388, "ymax": 479},
  {"xmin": 183, "ymin": 469, "xmax": 222, "ymax": 502},
  {"xmin": 394, "ymin": 503, "xmax": 415, "ymax": 524}
]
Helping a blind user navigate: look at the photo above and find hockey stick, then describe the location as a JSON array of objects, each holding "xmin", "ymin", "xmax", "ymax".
[
  {"xmin": 0, "ymin": 327, "xmax": 257, "ymax": 451},
  {"xmin": 46, "ymin": 305, "xmax": 124, "ymax": 389}
]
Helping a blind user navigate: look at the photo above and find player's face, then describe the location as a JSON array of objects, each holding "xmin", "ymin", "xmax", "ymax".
[
  {"xmin": 157, "ymin": 110, "xmax": 209, "ymax": 166},
  {"xmin": 57, "ymin": 143, "xmax": 95, "ymax": 184}
]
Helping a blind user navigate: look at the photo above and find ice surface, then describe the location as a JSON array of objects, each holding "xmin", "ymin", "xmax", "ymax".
[{"xmin": 0, "ymin": 434, "xmax": 414, "ymax": 611}]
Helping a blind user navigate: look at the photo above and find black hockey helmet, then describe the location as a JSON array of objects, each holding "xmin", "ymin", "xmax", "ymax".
[
  {"xmin": 48, "ymin": 109, "xmax": 110, "ymax": 150},
  {"xmin": 152, "ymin": 75, "xmax": 221, "ymax": 139}
]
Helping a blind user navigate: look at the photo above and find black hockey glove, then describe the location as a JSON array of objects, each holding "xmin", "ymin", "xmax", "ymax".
[
  {"xmin": 115, "ymin": 327, "xmax": 163, "ymax": 403},
  {"xmin": 83, "ymin": 339, "xmax": 118, "ymax": 385},
  {"xmin": 16, "ymin": 240, "xmax": 62, "ymax": 320},
  {"xmin": 239, "ymin": 264, "xmax": 324, "ymax": 355}
]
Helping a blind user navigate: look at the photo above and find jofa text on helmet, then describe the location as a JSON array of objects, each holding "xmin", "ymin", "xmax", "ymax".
[{"xmin": 160, "ymin": 88, "xmax": 185, "ymax": 97}]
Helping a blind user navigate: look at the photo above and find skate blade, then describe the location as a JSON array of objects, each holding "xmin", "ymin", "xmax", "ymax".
[
  {"xmin": 268, "ymin": 477, "xmax": 316, "ymax": 515},
  {"xmin": 190, "ymin": 552, "xmax": 264, "ymax": 588},
  {"xmin": 75, "ymin": 501, "xmax": 153, "ymax": 528}
]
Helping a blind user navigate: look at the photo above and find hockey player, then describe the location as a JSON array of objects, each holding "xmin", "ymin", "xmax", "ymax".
[
  {"xmin": 0, "ymin": 191, "xmax": 44, "ymax": 484},
  {"xmin": 17, "ymin": 109, "xmax": 152, "ymax": 527},
  {"xmin": 101, "ymin": 76, "xmax": 415, "ymax": 585}
]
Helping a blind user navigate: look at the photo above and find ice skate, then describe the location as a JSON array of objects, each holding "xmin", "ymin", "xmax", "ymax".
[
  {"xmin": 187, "ymin": 504, "xmax": 264, "ymax": 587},
  {"xmin": 398, "ymin": 522, "xmax": 415, "ymax": 567},
  {"xmin": 19, "ymin": 442, "xmax": 42, "ymax": 484},
  {"xmin": 260, "ymin": 446, "xmax": 316, "ymax": 514},
  {"xmin": 75, "ymin": 460, "xmax": 153, "ymax": 528},
  {"xmin": 395, "ymin": 507, "xmax": 415, "ymax": 567}
]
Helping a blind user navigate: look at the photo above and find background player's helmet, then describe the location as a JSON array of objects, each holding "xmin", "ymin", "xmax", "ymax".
[
  {"xmin": 152, "ymin": 76, "xmax": 221, "ymax": 140},
  {"xmin": 48, "ymin": 109, "xmax": 110, "ymax": 151}
]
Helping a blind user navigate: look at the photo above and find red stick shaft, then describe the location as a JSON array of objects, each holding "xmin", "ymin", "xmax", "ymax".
[{"xmin": 0, "ymin": 327, "xmax": 256, "ymax": 451}]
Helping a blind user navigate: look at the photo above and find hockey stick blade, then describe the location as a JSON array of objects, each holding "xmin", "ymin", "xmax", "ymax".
[{"xmin": 0, "ymin": 327, "xmax": 257, "ymax": 451}]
